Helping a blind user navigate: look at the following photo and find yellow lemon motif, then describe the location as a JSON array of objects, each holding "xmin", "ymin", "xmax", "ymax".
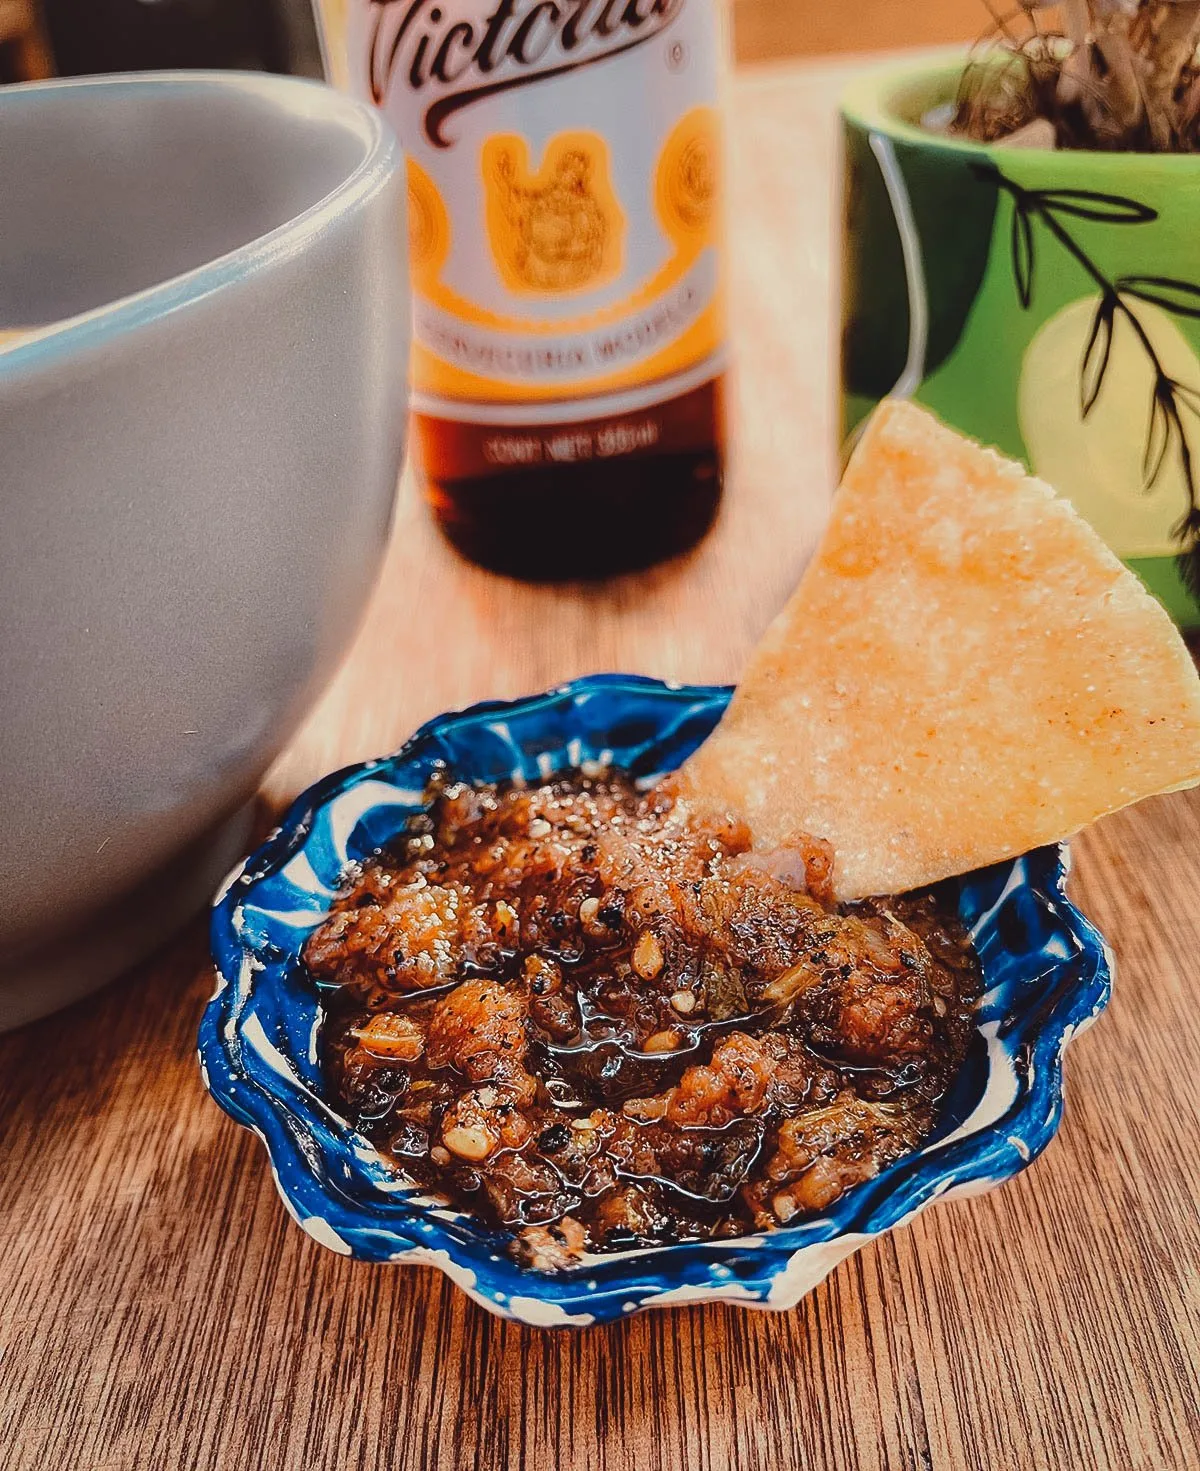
[
  {"xmin": 1018, "ymin": 294, "xmax": 1200, "ymax": 557},
  {"xmin": 655, "ymin": 106, "xmax": 720, "ymax": 248}
]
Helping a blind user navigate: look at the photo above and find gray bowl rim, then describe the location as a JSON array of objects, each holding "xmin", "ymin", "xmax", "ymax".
[{"xmin": 0, "ymin": 70, "xmax": 400, "ymax": 381}]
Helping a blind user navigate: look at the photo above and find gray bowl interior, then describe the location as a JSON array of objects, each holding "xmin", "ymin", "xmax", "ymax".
[{"xmin": 0, "ymin": 79, "xmax": 370, "ymax": 328}]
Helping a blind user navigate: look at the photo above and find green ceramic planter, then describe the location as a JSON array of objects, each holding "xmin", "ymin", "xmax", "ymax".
[{"xmin": 840, "ymin": 56, "xmax": 1200, "ymax": 628}]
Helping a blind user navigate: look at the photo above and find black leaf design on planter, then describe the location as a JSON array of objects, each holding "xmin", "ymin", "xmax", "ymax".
[
  {"xmin": 1118, "ymin": 276, "xmax": 1200, "ymax": 319},
  {"xmin": 1174, "ymin": 510, "xmax": 1200, "ymax": 605},
  {"xmin": 1011, "ymin": 201, "xmax": 1035, "ymax": 308},
  {"xmin": 1144, "ymin": 381, "xmax": 1174, "ymax": 488},
  {"xmin": 1175, "ymin": 382, "xmax": 1200, "ymax": 418},
  {"xmin": 978, "ymin": 162, "xmax": 1200, "ymax": 611},
  {"xmin": 1081, "ymin": 291, "xmax": 1117, "ymax": 418},
  {"xmin": 1033, "ymin": 189, "xmax": 1157, "ymax": 224}
]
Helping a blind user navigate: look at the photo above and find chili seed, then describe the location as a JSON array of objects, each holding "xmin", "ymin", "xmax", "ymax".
[
  {"xmin": 443, "ymin": 1124, "xmax": 497, "ymax": 1162},
  {"xmin": 642, "ymin": 1029, "xmax": 680, "ymax": 1054},
  {"xmin": 633, "ymin": 931, "xmax": 664, "ymax": 980}
]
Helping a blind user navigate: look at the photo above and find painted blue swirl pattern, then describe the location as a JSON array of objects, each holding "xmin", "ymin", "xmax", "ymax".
[{"xmin": 199, "ymin": 676, "xmax": 1113, "ymax": 1327}]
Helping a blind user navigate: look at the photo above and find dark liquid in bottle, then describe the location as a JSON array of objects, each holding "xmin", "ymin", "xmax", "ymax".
[{"xmin": 415, "ymin": 377, "xmax": 725, "ymax": 581}]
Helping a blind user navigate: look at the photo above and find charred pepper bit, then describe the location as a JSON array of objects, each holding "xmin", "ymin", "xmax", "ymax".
[
  {"xmin": 666, "ymin": 1033, "xmax": 775, "ymax": 1126},
  {"xmin": 426, "ymin": 979, "xmax": 527, "ymax": 1072},
  {"xmin": 537, "ymin": 1122, "xmax": 571, "ymax": 1153},
  {"xmin": 524, "ymin": 954, "xmax": 562, "ymax": 995},
  {"xmin": 303, "ymin": 878, "xmax": 472, "ymax": 991},
  {"xmin": 756, "ymin": 1094, "xmax": 924, "ymax": 1221}
]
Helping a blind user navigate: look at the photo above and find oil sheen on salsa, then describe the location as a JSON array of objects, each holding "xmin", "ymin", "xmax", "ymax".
[{"xmin": 305, "ymin": 772, "xmax": 982, "ymax": 1271}]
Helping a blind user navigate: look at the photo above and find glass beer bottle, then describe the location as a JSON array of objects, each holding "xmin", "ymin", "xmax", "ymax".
[{"xmin": 321, "ymin": 0, "xmax": 728, "ymax": 578}]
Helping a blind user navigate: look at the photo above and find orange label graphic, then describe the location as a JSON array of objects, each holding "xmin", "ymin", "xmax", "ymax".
[
  {"xmin": 348, "ymin": 0, "xmax": 726, "ymax": 419},
  {"xmin": 656, "ymin": 108, "xmax": 719, "ymax": 242},
  {"xmin": 482, "ymin": 133, "xmax": 624, "ymax": 296},
  {"xmin": 407, "ymin": 157, "xmax": 452, "ymax": 284}
]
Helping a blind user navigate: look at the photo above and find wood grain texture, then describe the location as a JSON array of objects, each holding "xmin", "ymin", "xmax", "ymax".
[{"xmin": 3, "ymin": 57, "xmax": 1199, "ymax": 1471}]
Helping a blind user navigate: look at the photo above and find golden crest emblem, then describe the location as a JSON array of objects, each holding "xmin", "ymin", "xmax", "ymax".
[{"xmin": 482, "ymin": 133, "xmax": 624, "ymax": 296}]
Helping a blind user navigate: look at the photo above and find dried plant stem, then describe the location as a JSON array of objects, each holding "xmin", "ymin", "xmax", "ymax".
[
  {"xmin": 1062, "ymin": 0, "xmax": 1092, "ymax": 47},
  {"xmin": 1145, "ymin": 1, "xmax": 1200, "ymax": 145},
  {"xmin": 955, "ymin": 0, "xmax": 1200, "ymax": 152},
  {"xmin": 1095, "ymin": 13, "xmax": 1146, "ymax": 133}
]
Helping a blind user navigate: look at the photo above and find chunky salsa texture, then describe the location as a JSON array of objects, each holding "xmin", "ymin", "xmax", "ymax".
[{"xmin": 304, "ymin": 771, "xmax": 981, "ymax": 1271}]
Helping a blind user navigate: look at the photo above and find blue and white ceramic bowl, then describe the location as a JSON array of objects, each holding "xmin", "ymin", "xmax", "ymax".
[{"xmin": 200, "ymin": 676, "xmax": 1113, "ymax": 1327}]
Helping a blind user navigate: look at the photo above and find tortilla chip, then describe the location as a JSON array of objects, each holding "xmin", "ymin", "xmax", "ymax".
[{"xmin": 678, "ymin": 399, "xmax": 1200, "ymax": 899}]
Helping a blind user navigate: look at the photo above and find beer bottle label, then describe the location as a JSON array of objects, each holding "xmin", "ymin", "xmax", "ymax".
[{"xmin": 338, "ymin": 0, "xmax": 726, "ymax": 423}]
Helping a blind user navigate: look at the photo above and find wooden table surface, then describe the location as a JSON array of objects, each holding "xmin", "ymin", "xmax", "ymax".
[{"xmin": 5, "ymin": 55, "xmax": 1200, "ymax": 1471}]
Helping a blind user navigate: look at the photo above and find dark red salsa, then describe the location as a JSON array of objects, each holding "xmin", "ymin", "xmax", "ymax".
[{"xmin": 305, "ymin": 770, "xmax": 981, "ymax": 1271}]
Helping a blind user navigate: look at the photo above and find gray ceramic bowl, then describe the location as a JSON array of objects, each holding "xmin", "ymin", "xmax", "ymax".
[{"xmin": 0, "ymin": 72, "xmax": 409, "ymax": 1030}]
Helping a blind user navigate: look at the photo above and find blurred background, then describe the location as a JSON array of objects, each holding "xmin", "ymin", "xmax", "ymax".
[
  {"xmin": 0, "ymin": 0, "xmax": 997, "ymax": 86},
  {"xmin": 0, "ymin": 0, "xmax": 323, "ymax": 83}
]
